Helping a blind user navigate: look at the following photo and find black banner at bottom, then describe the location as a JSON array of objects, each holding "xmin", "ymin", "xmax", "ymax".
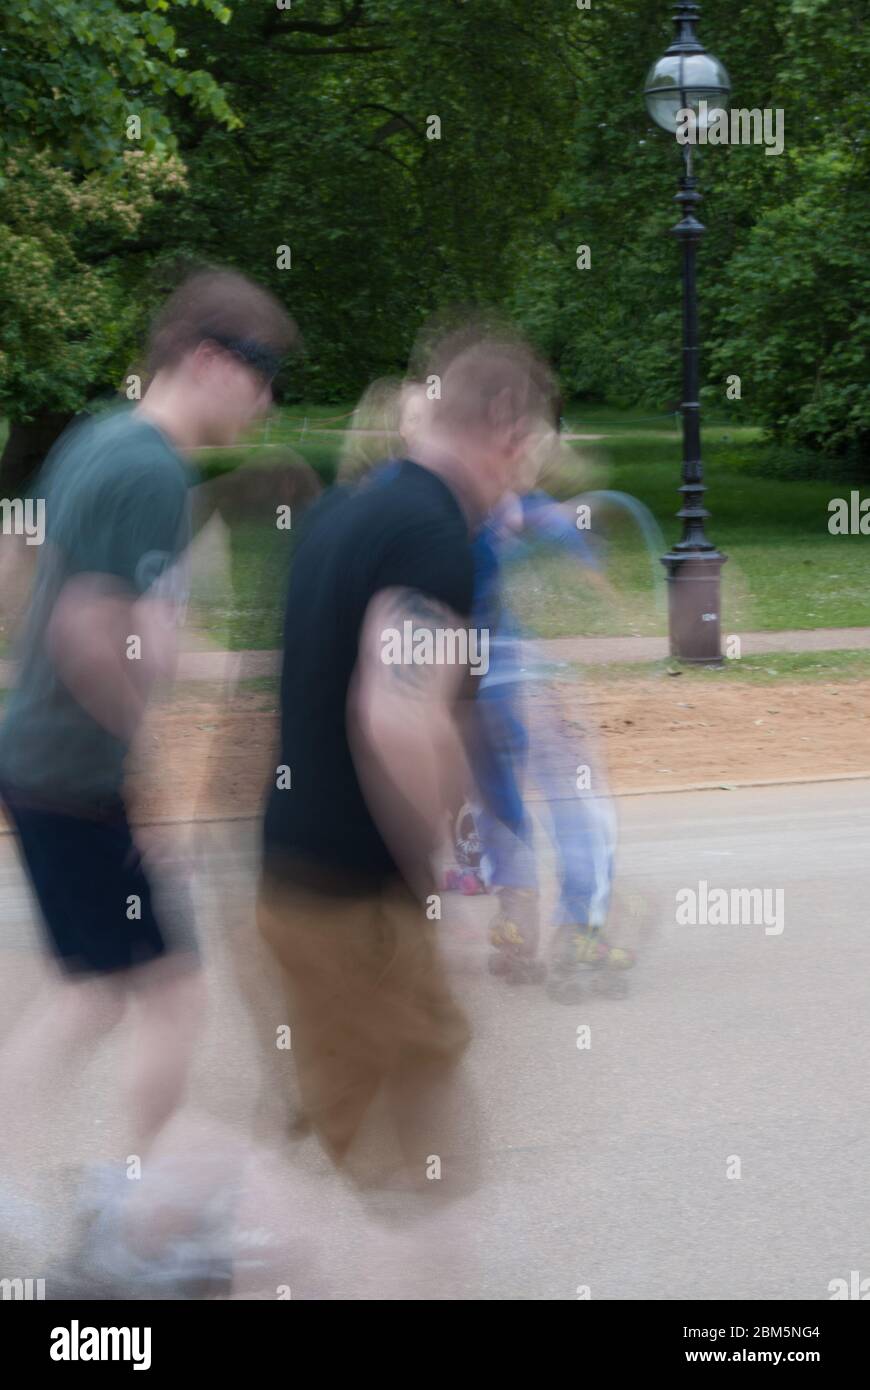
[{"xmin": 3, "ymin": 1298, "xmax": 867, "ymax": 1374}]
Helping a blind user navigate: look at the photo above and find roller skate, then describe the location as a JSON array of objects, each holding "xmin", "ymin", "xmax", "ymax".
[
  {"xmin": 46, "ymin": 1162, "xmax": 236, "ymax": 1300},
  {"xmin": 443, "ymin": 803, "xmax": 488, "ymax": 895},
  {"xmin": 488, "ymin": 887, "xmax": 546, "ymax": 984},
  {"xmin": 546, "ymin": 923, "xmax": 635, "ymax": 1003}
]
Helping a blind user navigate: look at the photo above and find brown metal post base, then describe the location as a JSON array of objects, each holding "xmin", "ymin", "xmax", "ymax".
[{"xmin": 661, "ymin": 552, "xmax": 727, "ymax": 664}]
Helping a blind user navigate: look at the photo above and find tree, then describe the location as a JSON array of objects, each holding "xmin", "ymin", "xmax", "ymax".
[
  {"xmin": 0, "ymin": 0, "xmax": 236, "ymax": 490},
  {"xmin": 138, "ymin": 0, "xmax": 580, "ymax": 398},
  {"xmin": 509, "ymin": 0, "xmax": 870, "ymax": 458},
  {"xmin": 4, "ymin": 0, "xmax": 866, "ymax": 470}
]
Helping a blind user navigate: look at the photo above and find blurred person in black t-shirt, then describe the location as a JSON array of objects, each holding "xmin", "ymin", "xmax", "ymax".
[{"xmin": 258, "ymin": 333, "xmax": 555, "ymax": 1192}]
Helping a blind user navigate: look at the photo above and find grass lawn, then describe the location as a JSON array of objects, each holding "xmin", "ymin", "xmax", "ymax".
[
  {"xmin": 188, "ymin": 404, "xmax": 866, "ymax": 646},
  {"xmin": 576, "ymin": 649, "xmax": 870, "ymax": 686},
  {"xmin": 3, "ymin": 405, "xmax": 864, "ymax": 654}
]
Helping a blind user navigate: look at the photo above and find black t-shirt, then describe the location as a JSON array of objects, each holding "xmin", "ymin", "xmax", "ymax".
[{"xmin": 262, "ymin": 460, "xmax": 474, "ymax": 887}]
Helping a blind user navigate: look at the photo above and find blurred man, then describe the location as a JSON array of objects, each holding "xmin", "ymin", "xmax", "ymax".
[
  {"xmin": 258, "ymin": 334, "xmax": 553, "ymax": 1195},
  {"xmin": 0, "ymin": 270, "xmax": 297, "ymax": 1220}
]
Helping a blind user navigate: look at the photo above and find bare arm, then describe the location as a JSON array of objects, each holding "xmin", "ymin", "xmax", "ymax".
[
  {"xmin": 348, "ymin": 587, "xmax": 474, "ymax": 899},
  {"xmin": 45, "ymin": 573, "xmax": 178, "ymax": 743}
]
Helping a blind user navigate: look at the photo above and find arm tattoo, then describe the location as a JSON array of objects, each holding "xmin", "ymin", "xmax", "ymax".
[{"xmin": 373, "ymin": 587, "xmax": 464, "ymax": 693}]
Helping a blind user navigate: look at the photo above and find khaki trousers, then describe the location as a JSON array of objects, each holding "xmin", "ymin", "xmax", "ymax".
[{"xmin": 256, "ymin": 873, "xmax": 472, "ymax": 1178}]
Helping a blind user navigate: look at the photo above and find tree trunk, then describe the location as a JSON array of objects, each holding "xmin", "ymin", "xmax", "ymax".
[{"xmin": 0, "ymin": 412, "xmax": 75, "ymax": 497}]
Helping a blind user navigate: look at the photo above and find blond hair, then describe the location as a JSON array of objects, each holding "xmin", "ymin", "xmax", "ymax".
[
  {"xmin": 519, "ymin": 425, "xmax": 594, "ymax": 497},
  {"xmin": 337, "ymin": 376, "xmax": 405, "ymax": 482}
]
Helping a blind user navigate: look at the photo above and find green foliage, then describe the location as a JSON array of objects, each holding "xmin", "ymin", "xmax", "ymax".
[
  {"xmin": 710, "ymin": 148, "xmax": 870, "ymax": 455},
  {"xmin": 509, "ymin": 0, "xmax": 870, "ymax": 458},
  {"xmin": 0, "ymin": 150, "xmax": 187, "ymax": 420},
  {"xmin": 0, "ymin": 0, "xmax": 235, "ymax": 425},
  {"xmin": 0, "ymin": 0, "xmax": 234, "ymax": 171},
  {"xmin": 140, "ymin": 0, "xmax": 577, "ymax": 399},
  {"xmin": 1, "ymin": 0, "xmax": 867, "ymax": 458}
]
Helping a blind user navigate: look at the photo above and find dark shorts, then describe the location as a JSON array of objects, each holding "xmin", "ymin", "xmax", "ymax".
[{"xmin": 1, "ymin": 785, "xmax": 178, "ymax": 976}]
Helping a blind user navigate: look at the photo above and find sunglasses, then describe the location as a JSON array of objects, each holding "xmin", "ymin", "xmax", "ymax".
[{"xmin": 209, "ymin": 334, "xmax": 283, "ymax": 385}]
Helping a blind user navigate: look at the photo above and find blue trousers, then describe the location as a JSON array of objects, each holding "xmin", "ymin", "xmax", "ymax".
[{"xmin": 471, "ymin": 673, "xmax": 616, "ymax": 930}]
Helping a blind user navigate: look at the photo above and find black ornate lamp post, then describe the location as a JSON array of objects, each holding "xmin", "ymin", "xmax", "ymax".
[{"xmin": 644, "ymin": 2, "xmax": 730, "ymax": 663}]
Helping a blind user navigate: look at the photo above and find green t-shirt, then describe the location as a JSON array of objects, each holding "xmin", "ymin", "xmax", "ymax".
[{"xmin": 0, "ymin": 408, "xmax": 191, "ymax": 808}]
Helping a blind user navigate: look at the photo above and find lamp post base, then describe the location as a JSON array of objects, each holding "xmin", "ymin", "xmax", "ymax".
[{"xmin": 661, "ymin": 551, "xmax": 727, "ymax": 664}]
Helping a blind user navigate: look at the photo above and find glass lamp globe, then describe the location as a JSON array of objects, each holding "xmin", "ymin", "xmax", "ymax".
[{"xmin": 644, "ymin": 50, "xmax": 731, "ymax": 135}]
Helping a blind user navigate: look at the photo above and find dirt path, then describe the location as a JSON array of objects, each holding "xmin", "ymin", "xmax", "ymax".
[{"xmin": 125, "ymin": 676, "xmax": 870, "ymax": 824}]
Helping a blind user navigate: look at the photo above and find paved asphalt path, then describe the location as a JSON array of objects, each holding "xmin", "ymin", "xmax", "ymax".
[{"xmin": 0, "ymin": 779, "xmax": 867, "ymax": 1300}]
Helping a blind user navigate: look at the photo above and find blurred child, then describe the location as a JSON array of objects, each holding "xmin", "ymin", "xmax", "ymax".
[{"xmin": 447, "ymin": 425, "xmax": 636, "ymax": 998}]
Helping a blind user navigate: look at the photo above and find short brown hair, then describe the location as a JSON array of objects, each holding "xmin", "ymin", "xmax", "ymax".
[
  {"xmin": 146, "ymin": 268, "xmax": 299, "ymax": 375},
  {"xmin": 430, "ymin": 338, "xmax": 556, "ymax": 437},
  {"xmin": 410, "ymin": 309, "xmax": 556, "ymax": 435}
]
